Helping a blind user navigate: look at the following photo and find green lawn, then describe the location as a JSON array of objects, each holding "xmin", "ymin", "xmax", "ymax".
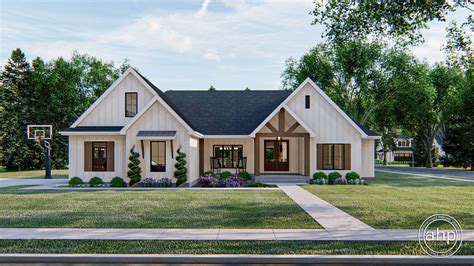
[
  {"xmin": 303, "ymin": 172, "xmax": 474, "ymax": 229},
  {"xmin": 0, "ymin": 240, "xmax": 472, "ymax": 255},
  {"xmin": 0, "ymin": 186, "xmax": 319, "ymax": 229},
  {"xmin": 0, "ymin": 168, "xmax": 68, "ymax": 179}
]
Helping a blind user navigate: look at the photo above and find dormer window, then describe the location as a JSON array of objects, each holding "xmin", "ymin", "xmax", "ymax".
[{"xmin": 125, "ymin": 92, "xmax": 138, "ymax": 117}]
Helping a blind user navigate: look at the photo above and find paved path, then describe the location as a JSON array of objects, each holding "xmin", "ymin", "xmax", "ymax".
[
  {"xmin": 376, "ymin": 166, "xmax": 474, "ymax": 183},
  {"xmin": 0, "ymin": 178, "xmax": 65, "ymax": 188},
  {"xmin": 0, "ymin": 228, "xmax": 473, "ymax": 241}
]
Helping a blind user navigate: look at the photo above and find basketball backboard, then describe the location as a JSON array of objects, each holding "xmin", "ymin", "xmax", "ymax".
[{"xmin": 27, "ymin": 125, "xmax": 52, "ymax": 140}]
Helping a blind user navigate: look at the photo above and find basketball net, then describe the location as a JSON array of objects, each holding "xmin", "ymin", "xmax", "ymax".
[{"xmin": 35, "ymin": 135, "xmax": 42, "ymax": 142}]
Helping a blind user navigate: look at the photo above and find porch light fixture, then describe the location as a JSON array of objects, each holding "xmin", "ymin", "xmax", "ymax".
[{"xmin": 277, "ymin": 136, "xmax": 282, "ymax": 141}]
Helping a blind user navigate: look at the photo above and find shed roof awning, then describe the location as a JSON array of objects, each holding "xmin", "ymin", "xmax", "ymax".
[{"xmin": 136, "ymin": 130, "xmax": 177, "ymax": 140}]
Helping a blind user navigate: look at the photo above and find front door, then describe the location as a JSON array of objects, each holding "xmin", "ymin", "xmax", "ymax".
[{"xmin": 264, "ymin": 140, "xmax": 289, "ymax": 171}]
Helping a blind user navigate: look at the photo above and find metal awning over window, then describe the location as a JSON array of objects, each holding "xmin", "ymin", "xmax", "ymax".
[{"xmin": 136, "ymin": 130, "xmax": 177, "ymax": 140}]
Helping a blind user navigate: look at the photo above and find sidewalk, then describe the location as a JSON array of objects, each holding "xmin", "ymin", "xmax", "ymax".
[{"xmin": 0, "ymin": 228, "xmax": 473, "ymax": 241}]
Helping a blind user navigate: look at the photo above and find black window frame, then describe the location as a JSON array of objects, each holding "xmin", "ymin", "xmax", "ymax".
[
  {"xmin": 125, "ymin": 92, "xmax": 138, "ymax": 117},
  {"xmin": 321, "ymin": 144, "xmax": 345, "ymax": 170},
  {"xmin": 92, "ymin": 142, "xmax": 108, "ymax": 172},
  {"xmin": 150, "ymin": 141, "xmax": 166, "ymax": 172},
  {"xmin": 305, "ymin": 95, "xmax": 310, "ymax": 109},
  {"xmin": 213, "ymin": 145, "xmax": 243, "ymax": 168}
]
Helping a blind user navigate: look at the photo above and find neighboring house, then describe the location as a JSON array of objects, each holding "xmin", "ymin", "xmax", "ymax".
[
  {"xmin": 60, "ymin": 68, "xmax": 380, "ymax": 185},
  {"xmin": 376, "ymin": 133, "xmax": 445, "ymax": 163}
]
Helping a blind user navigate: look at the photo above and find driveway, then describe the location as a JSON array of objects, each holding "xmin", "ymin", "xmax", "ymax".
[
  {"xmin": 0, "ymin": 178, "xmax": 66, "ymax": 188},
  {"xmin": 376, "ymin": 166, "xmax": 474, "ymax": 182}
]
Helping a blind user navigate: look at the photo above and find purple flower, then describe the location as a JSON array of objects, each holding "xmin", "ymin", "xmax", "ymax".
[
  {"xmin": 198, "ymin": 176, "xmax": 218, "ymax": 187},
  {"xmin": 333, "ymin": 177, "xmax": 348, "ymax": 185}
]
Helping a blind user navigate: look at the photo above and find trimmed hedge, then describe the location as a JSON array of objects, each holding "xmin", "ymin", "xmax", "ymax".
[
  {"xmin": 110, "ymin": 176, "xmax": 126, "ymax": 187},
  {"xmin": 313, "ymin": 172, "xmax": 327, "ymax": 180},
  {"xmin": 89, "ymin": 176, "xmax": 103, "ymax": 187},
  {"xmin": 328, "ymin": 172, "xmax": 342, "ymax": 184},
  {"xmin": 68, "ymin": 176, "xmax": 83, "ymax": 187},
  {"xmin": 238, "ymin": 171, "xmax": 252, "ymax": 180},
  {"xmin": 345, "ymin": 171, "xmax": 360, "ymax": 180},
  {"xmin": 220, "ymin": 171, "xmax": 232, "ymax": 179}
]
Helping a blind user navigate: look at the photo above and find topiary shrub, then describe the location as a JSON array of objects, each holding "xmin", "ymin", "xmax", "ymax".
[
  {"xmin": 328, "ymin": 172, "xmax": 342, "ymax": 184},
  {"xmin": 345, "ymin": 171, "xmax": 360, "ymax": 180},
  {"xmin": 69, "ymin": 176, "xmax": 83, "ymax": 187},
  {"xmin": 110, "ymin": 176, "xmax": 126, "ymax": 187},
  {"xmin": 313, "ymin": 172, "xmax": 327, "ymax": 180},
  {"xmin": 127, "ymin": 145, "xmax": 142, "ymax": 186},
  {"xmin": 238, "ymin": 171, "xmax": 252, "ymax": 180},
  {"xmin": 89, "ymin": 176, "xmax": 103, "ymax": 187},
  {"xmin": 174, "ymin": 146, "xmax": 188, "ymax": 186},
  {"xmin": 220, "ymin": 171, "xmax": 232, "ymax": 179}
]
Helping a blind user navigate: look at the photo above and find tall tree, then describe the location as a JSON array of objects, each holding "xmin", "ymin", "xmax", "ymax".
[
  {"xmin": 443, "ymin": 21, "xmax": 473, "ymax": 70},
  {"xmin": 311, "ymin": 1, "xmax": 468, "ymax": 46}
]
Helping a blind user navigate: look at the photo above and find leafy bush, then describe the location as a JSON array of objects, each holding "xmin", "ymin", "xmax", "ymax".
[
  {"xmin": 225, "ymin": 175, "xmax": 244, "ymax": 187},
  {"xmin": 328, "ymin": 172, "xmax": 342, "ymax": 184},
  {"xmin": 197, "ymin": 176, "xmax": 218, "ymax": 187},
  {"xmin": 159, "ymin": 178, "xmax": 173, "ymax": 187},
  {"xmin": 127, "ymin": 146, "xmax": 142, "ymax": 186},
  {"xmin": 110, "ymin": 176, "xmax": 126, "ymax": 187},
  {"xmin": 132, "ymin": 177, "xmax": 173, "ymax": 187},
  {"xmin": 220, "ymin": 171, "xmax": 232, "ymax": 179},
  {"xmin": 174, "ymin": 147, "xmax": 188, "ymax": 186},
  {"xmin": 314, "ymin": 178, "xmax": 327, "ymax": 185},
  {"xmin": 348, "ymin": 178, "xmax": 360, "ymax": 185},
  {"xmin": 245, "ymin": 182, "xmax": 275, "ymax": 188},
  {"xmin": 345, "ymin": 171, "xmax": 360, "ymax": 180},
  {"xmin": 333, "ymin": 176, "xmax": 348, "ymax": 185},
  {"xmin": 89, "ymin": 176, "xmax": 103, "ymax": 187},
  {"xmin": 374, "ymin": 159, "xmax": 383, "ymax": 164},
  {"xmin": 68, "ymin": 176, "xmax": 83, "ymax": 187},
  {"xmin": 238, "ymin": 171, "xmax": 252, "ymax": 180},
  {"xmin": 313, "ymin": 172, "xmax": 327, "ymax": 180},
  {"xmin": 202, "ymin": 171, "xmax": 217, "ymax": 178}
]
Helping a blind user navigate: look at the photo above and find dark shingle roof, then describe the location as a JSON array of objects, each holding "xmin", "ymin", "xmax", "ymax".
[
  {"xmin": 349, "ymin": 117, "xmax": 379, "ymax": 136},
  {"xmin": 163, "ymin": 90, "xmax": 292, "ymax": 135},
  {"xmin": 137, "ymin": 130, "xmax": 176, "ymax": 137},
  {"xmin": 63, "ymin": 126, "xmax": 123, "ymax": 132}
]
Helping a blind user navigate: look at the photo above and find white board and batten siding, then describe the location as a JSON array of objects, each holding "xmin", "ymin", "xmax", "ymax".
[
  {"xmin": 77, "ymin": 73, "xmax": 155, "ymax": 127},
  {"xmin": 68, "ymin": 135, "xmax": 126, "ymax": 181},
  {"xmin": 286, "ymin": 82, "xmax": 375, "ymax": 177},
  {"xmin": 124, "ymin": 101, "xmax": 196, "ymax": 182}
]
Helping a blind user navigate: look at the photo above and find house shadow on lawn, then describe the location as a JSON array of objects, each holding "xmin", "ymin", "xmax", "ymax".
[{"xmin": 369, "ymin": 172, "xmax": 474, "ymax": 188}]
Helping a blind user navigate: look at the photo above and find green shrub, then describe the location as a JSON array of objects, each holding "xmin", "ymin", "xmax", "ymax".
[
  {"xmin": 348, "ymin": 178, "xmax": 360, "ymax": 185},
  {"xmin": 173, "ymin": 146, "xmax": 188, "ymax": 186},
  {"xmin": 374, "ymin": 159, "xmax": 383, "ymax": 164},
  {"xmin": 127, "ymin": 145, "xmax": 142, "ymax": 186},
  {"xmin": 328, "ymin": 172, "xmax": 342, "ymax": 184},
  {"xmin": 88, "ymin": 176, "xmax": 103, "ymax": 187},
  {"xmin": 314, "ymin": 178, "xmax": 327, "ymax": 185},
  {"xmin": 68, "ymin": 176, "xmax": 83, "ymax": 187},
  {"xmin": 110, "ymin": 176, "xmax": 126, "ymax": 187},
  {"xmin": 220, "ymin": 171, "xmax": 232, "ymax": 179},
  {"xmin": 313, "ymin": 172, "xmax": 327, "ymax": 180},
  {"xmin": 245, "ymin": 182, "xmax": 274, "ymax": 187},
  {"xmin": 345, "ymin": 171, "xmax": 360, "ymax": 180},
  {"xmin": 202, "ymin": 171, "xmax": 217, "ymax": 178},
  {"xmin": 238, "ymin": 171, "xmax": 252, "ymax": 180}
]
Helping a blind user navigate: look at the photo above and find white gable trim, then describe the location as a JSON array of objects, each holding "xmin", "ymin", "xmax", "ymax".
[
  {"xmin": 249, "ymin": 78, "xmax": 371, "ymax": 138},
  {"xmin": 71, "ymin": 67, "xmax": 157, "ymax": 128}
]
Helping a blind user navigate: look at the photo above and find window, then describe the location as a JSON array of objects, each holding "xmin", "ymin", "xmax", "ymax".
[
  {"xmin": 305, "ymin": 95, "xmax": 310, "ymax": 109},
  {"xmin": 125, "ymin": 92, "xmax": 138, "ymax": 117},
  {"xmin": 322, "ymin": 144, "xmax": 345, "ymax": 170},
  {"xmin": 150, "ymin": 141, "xmax": 166, "ymax": 172},
  {"xmin": 213, "ymin": 145, "xmax": 243, "ymax": 168},
  {"xmin": 92, "ymin": 142, "xmax": 107, "ymax": 171}
]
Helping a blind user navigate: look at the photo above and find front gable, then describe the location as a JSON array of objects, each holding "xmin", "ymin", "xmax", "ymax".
[{"xmin": 72, "ymin": 68, "xmax": 156, "ymax": 127}]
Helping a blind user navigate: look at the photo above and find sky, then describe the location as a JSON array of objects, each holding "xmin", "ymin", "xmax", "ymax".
[{"xmin": 0, "ymin": 0, "xmax": 471, "ymax": 91}]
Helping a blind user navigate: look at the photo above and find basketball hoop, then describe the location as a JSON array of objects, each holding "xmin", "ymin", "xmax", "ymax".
[
  {"xmin": 27, "ymin": 125, "xmax": 53, "ymax": 179},
  {"xmin": 35, "ymin": 134, "xmax": 42, "ymax": 142}
]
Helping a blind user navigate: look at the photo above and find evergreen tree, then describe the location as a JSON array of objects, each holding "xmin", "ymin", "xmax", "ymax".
[
  {"xmin": 127, "ymin": 146, "xmax": 142, "ymax": 186},
  {"xmin": 173, "ymin": 146, "xmax": 188, "ymax": 186},
  {"xmin": 208, "ymin": 85, "xmax": 216, "ymax": 91}
]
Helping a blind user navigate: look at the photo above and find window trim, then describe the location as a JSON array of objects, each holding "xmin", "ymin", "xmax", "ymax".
[
  {"xmin": 321, "ymin": 144, "xmax": 345, "ymax": 170},
  {"xmin": 213, "ymin": 145, "xmax": 243, "ymax": 168},
  {"xmin": 305, "ymin": 95, "xmax": 310, "ymax": 109},
  {"xmin": 92, "ymin": 142, "xmax": 108, "ymax": 172},
  {"xmin": 125, "ymin": 92, "xmax": 138, "ymax": 117},
  {"xmin": 150, "ymin": 141, "xmax": 166, "ymax": 172}
]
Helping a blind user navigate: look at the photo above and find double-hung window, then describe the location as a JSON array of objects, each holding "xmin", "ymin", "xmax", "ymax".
[
  {"xmin": 125, "ymin": 92, "xmax": 138, "ymax": 117},
  {"xmin": 150, "ymin": 141, "xmax": 166, "ymax": 172},
  {"xmin": 322, "ymin": 144, "xmax": 345, "ymax": 170}
]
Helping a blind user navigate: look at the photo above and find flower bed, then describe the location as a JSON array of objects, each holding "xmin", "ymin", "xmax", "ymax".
[
  {"xmin": 311, "ymin": 171, "xmax": 366, "ymax": 185},
  {"xmin": 195, "ymin": 171, "xmax": 275, "ymax": 188},
  {"xmin": 66, "ymin": 176, "xmax": 174, "ymax": 188}
]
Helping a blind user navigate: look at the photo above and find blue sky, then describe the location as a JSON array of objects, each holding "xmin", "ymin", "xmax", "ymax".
[{"xmin": 0, "ymin": 0, "xmax": 470, "ymax": 91}]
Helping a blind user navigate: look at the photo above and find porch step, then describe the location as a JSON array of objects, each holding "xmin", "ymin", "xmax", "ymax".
[{"xmin": 255, "ymin": 175, "xmax": 309, "ymax": 184}]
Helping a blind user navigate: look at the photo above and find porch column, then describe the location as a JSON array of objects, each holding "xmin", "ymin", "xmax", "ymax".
[
  {"xmin": 199, "ymin": 138, "xmax": 204, "ymax": 175},
  {"xmin": 304, "ymin": 133, "xmax": 310, "ymax": 176},
  {"xmin": 254, "ymin": 134, "xmax": 260, "ymax": 176}
]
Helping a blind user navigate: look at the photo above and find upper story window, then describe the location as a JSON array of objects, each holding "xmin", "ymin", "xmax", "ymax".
[
  {"xmin": 397, "ymin": 139, "xmax": 411, "ymax": 147},
  {"xmin": 125, "ymin": 92, "xmax": 138, "ymax": 117},
  {"xmin": 305, "ymin": 95, "xmax": 310, "ymax": 109}
]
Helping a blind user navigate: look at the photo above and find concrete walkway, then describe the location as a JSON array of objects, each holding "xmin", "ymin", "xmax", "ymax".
[{"xmin": 0, "ymin": 228, "xmax": 473, "ymax": 241}]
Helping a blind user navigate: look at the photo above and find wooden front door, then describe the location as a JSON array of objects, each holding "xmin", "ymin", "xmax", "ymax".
[{"xmin": 264, "ymin": 140, "xmax": 289, "ymax": 171}]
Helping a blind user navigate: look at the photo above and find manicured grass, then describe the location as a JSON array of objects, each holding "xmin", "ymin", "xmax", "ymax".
[
  {"xmin": 0, "ymin": 240, "xmax": 472, "ymax": 255},
  {"xmin": 303, "ymin": 172, "xmax": 474, "ymax": 229},
  {"xmin": 0, "ymin": 168, "xmax": 68, "ymax": 179},
  {"xmin": 0, "ymin": 186, "xmax": 319, "ymax": 229}
]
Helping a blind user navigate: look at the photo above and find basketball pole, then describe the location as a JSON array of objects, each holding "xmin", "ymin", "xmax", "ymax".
[{"xmin": 43, "ymin": 138, "xmax": 52, "ymax": 179}]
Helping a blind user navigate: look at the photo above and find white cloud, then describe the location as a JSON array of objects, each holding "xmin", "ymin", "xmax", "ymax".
[
  {"xmin": 196, "ymin": 0, "xmax": 212, "ymax": 18},
  {"xmin": 203, "ymin": 49, "xmax": 220, "ymax": 61}
]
